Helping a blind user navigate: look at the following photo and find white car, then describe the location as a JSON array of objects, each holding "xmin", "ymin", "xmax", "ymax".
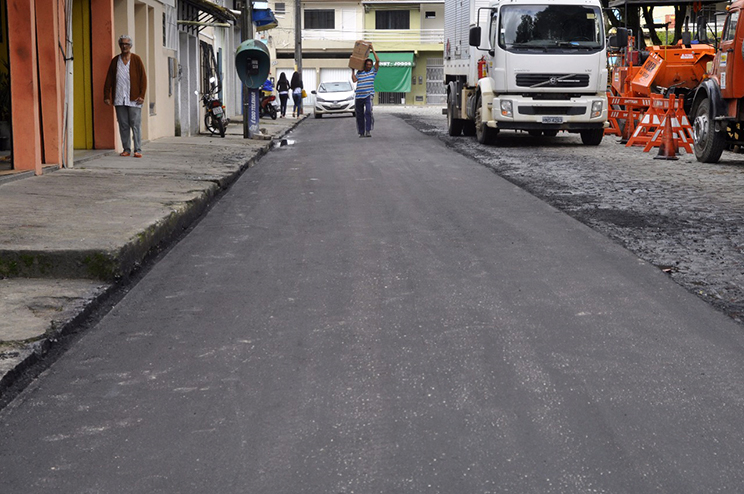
[{"xmin": 312, "ymin": 81, "xmax": 356, "ymax": 118}]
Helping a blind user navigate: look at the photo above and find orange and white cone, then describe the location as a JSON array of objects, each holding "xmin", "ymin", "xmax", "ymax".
[{"xmin": 654, "ymin": 113, "xmax": 679, "ymax": 160}]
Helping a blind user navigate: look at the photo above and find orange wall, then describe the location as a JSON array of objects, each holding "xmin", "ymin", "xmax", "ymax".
[
  {"xmin": 7, "ymin": 0, "xmax": 42, "ymax": 174},
  {"xmin": 91, "ymin": 0, "xmax": 116, "ymax": 149},
  {"xmin": 36, "ymin": 0, "xmax": 64, "ymax": 165}
]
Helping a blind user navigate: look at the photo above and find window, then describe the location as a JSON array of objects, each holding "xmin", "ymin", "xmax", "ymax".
[
  {"xmin": 376, "ymin": 10, "xmax": 410, "ymax": 29},
  {"xmin": 275, "ymin": 2, "xmax": 286, "ymax": 15},
  {"xmin": 498, "ymin": 5, "xmax": 603, "ymax": 51},
  {"xmin": 723, "ymin": 11, "xmax": 739, "ymax": 42},
  {"xmin": 305, "ymin": 9, "xmax": 334, "ymax": 29},
  {"xmin": 425, "ymin": 11, "xmax": 436, "ymax": 19}
]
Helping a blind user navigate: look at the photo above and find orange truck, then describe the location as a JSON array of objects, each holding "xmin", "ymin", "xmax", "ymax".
[{"xmin": 691, "ymin": 0, "xmax": 744, "ymax": 162}]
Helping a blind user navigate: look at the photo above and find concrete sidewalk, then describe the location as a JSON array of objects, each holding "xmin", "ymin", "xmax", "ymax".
[{"xmin": 0, "ymin": 116, "xmax": 306, "ymax": 395}]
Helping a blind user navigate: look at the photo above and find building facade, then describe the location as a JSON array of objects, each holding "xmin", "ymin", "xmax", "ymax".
[
  {"xmin": 262, "ymin": 0, "xmax": 444, "ymax": 109},
  {"xmin": 0, "ymin": 0, "xmax": 238, "ymax": 173}
]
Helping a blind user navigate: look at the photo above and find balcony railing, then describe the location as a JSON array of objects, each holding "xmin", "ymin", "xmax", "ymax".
[{"xmin": 300, "ymin": 28, "xmax": 444, "ymax": 44}]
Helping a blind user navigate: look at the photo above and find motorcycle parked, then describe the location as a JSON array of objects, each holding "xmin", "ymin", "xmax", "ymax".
[
  {"xmin": 259, "ymin": 93, "xmax": 278, "ymax": 120},
  {"xmin": 198, "ymin": 77, "xmax": 227, "ymax": 137}
]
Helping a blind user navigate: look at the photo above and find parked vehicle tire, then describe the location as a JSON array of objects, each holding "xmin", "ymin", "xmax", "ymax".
[
  {"xmin": 447, "ymin": 85, "xmax": 463, "ymax": 136},
  {"xmin": 580, "ymin": 128, "xmax": 604, "ymax": 146},
  {"xmin": 693, "ymin": 97, "xmax": 726, "ymax": 163},
  {"xmin": 269, "ymin": 105, "xmax": 278, "ymax": 120},
  {"xmin": 205, "ymin": 114, "xmax": 218, "ymax": 135},
  {"xmin": 475, "ymin": 97, "xmax": 498, "ymax": 144},
  {"xmin": 462, "ymin": 121, "xmax": 476, "ymax": 136},
  {"xmin": 217, "ymin": 117, "xmax": 225, "ymax": 138},
  {"xmin": 315, "ymin": 112, "xmax": 322, "ymax": 119}
]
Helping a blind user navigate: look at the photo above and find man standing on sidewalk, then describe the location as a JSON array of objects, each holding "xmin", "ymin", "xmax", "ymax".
[
  {"xmin": 103, "ymin": 35, "xmax": 147, "ymax": 158},
  {"xmin": 351, "ymin": 46, "xmax": 379, "ymax": 138}
]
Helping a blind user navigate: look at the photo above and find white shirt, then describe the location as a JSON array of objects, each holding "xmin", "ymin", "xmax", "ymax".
[{"xmin": 114, "ymin": 56, "xmax": 142, "ymax": 108}]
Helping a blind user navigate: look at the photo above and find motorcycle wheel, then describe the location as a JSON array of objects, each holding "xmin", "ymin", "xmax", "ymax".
[
  {"xmin": 269, "ymin": 106, "xmax": 277, "ymax": 120},
  {"xmin": 205, "ymin": 114, "xmax": 218, "ymax": 135},
  {"xmin": 217, "ymin": 117, "xmax": 225, "ymax": 138}
]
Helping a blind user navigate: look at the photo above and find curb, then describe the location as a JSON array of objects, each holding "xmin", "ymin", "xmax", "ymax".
[{"xmin": 0, "ymin": 117, "xmax": 305, "ymax": 406}]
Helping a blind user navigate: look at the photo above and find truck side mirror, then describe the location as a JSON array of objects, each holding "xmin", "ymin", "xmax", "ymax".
[
  {"xmin": 614, "ymin": 28, "xmax": 629, "ymax": 49},
  {"xmin": 469, "ymin": 26, "xmax": 482, "ymax": 47}
]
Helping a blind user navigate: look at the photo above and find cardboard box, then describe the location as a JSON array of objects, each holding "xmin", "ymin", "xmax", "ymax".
[
  {"xmin": 352, "ymin": 40, "xmax": 371, "ymax": 59},
  {"xmin": 348, "ymin": 55, "xmax": 368, "ymax": 71}
]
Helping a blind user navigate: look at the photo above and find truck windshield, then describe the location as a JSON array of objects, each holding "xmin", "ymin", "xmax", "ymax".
[{"xmin": 498, "ymin": 5, "xmax": 604, "ymax": 52}]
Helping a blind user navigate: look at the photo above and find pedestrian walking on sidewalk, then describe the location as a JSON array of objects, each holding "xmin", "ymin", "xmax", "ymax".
[
  {"xmin": 103, "ymin": 35, "xmax": 147, "ymax": 158},
  {"xmin": 276, "ymin": 72, "xmax": 290, "ymax": 118},
  {"xmin": 351, "ymin": 46, "xmax": 379, "ymax": 138},
  {"xmin": 290, "ymin": 71, "xmax": 304, "ymax": 118}
]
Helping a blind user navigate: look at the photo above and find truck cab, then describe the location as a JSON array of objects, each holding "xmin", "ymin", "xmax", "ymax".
[
  {"xmin": 691, "ymin": 0, "xmax": 744, "ymax": 162},
  {"xmin": 444, "ymin": 0, "xmax": 608, "ymax": 145}
]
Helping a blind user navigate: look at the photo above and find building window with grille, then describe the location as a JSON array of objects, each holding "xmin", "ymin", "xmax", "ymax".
[
  {"xmin": 275, "ymin": 2, "xmax": 286, "ymax": 15},
  {"xmin": 305, "ymin": 9, "xmax": 334, "ymax": 29},
  {"xmin": 376, "ymin": 10, "xmax": 410, "ymax": 29}
]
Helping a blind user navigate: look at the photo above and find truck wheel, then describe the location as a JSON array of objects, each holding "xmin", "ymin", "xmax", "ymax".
[
  {"xmin": 580, "ymin": 129, "xmax": 604, "ymax": 146},
  {"xmin": 693, "ymin": 98, "xmax": 726, "ymax": 163},
  {"xmin": 475, "ymin": 102, "xmax": 497, "ymax": 145},
  {"xmin": 446, "ymin": 84, "xmax": 464, "ymax": 136},
  {"xmin": 462, "ymin": 121, "xmax": 476, "ymax": 136},
  {"xmin": 447, "ymin": 110, "xmax": 463, "ymax": 136}
]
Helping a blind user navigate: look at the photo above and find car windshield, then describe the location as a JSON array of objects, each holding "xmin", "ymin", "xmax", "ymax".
[
  {"xmin": 498, "ymin": 5, "xmax": 604, "ymax": 51},
  {"xmin": 318, "ymin": 82, "xmax": 353, "ymax": 93}
]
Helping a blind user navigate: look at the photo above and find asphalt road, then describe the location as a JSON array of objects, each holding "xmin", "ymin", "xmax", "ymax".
[
  {"xmin": 394, "ymin": 107, "xmax": 744, "ymax": 323},
  {"xmin": 2, "ymin": 113, "xmax": 744, "ymax": 493}
]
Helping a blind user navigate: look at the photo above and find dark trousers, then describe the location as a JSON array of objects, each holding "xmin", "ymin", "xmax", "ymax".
[
  {"xmin": 355, "ymin": 96, "xmax": 373, "ymax": 135},
  {"xmin": 279, "ymin": 93, "xmax": 289, "ymax": 116}
]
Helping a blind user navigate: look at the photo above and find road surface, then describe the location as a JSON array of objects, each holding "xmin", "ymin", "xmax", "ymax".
[{"xmin": 2, "ymin": 113, "xmax": 744, "ymax": 493}]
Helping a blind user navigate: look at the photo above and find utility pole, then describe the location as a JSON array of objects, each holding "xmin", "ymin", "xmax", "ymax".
[
  {"xmin": 241, "ymin": 0, "xmax": 254, "ymax": 138},
  {"xmin": 294, "ymin": 0, "xmax": 302, "ymax": 73}
]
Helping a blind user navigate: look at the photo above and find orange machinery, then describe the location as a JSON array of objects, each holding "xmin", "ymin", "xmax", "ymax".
[
  {"xmin": 606, "ymin": 30, "xmax": 715, "ymax": 140},
  {"xmin": 611, "ymin": 43, "xmax": 715, "ymax": 98}
]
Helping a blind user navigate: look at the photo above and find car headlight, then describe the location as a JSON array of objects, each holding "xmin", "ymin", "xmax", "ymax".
[
  {"xmin": 500, "ymin": 100, "xmax": 513, "ymax": 118},
  {"xmin": 591, "ymin": 100, "xmax": 603, "ymax": 118},
  {"xmin": 340, "ymin": 96, "xmax": 354, "ymax": 103},
  {"xmin": 316, "ymin": 97, "xmax": 327, "ymax": 103}
]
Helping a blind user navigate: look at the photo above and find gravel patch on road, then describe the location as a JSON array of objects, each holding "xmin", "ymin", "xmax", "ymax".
[{"xmin": 384, "ymin": 106, "xmax": 744, "ymax": 324}]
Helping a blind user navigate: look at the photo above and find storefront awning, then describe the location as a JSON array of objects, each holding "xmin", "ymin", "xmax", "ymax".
[
  {"xmin": 375, "ymin": 52, "xmax": 414, "ymax": 93},
  {"xmin": 180, "ymin": 0, "xmax": 238, "ymax": 23}
]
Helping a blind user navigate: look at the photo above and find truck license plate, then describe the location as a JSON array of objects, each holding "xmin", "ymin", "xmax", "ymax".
[{"xmin": 542, "ymin": 116, "xmax": 563, "ymax": 124}]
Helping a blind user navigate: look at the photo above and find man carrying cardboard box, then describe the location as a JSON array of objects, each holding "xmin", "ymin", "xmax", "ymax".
[{"xmin": 351, "ymin": 45, "xmax": 380, "ymax": 138}]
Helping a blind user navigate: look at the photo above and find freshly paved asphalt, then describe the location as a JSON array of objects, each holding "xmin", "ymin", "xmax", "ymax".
[{"xmin": 2, "ymin": 113, "xmax": 744, "ymax": 492}]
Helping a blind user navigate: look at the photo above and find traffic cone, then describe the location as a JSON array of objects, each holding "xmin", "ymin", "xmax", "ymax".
[
  {"xmin": 619, "ymin": 108, "xmax": 635, "ymax": 144},
  {"xmin": 654, "ymin": 112, "xmax": 679, "ymax": 160}
]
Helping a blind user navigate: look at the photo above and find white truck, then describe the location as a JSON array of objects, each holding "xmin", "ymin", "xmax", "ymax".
[{"xmin": 444, "ymin": 0, "xmax": 608, "ymax": 145}]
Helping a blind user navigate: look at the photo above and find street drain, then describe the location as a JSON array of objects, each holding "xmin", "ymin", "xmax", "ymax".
[{"xmin": 272, "ymin": 139, "xmax": 295, "ymax": 149}]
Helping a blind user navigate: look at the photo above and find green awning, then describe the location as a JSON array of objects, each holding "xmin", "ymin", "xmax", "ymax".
[{"xmin": 375, "ymin": 52, "xmax": 413, "ymax": 93}]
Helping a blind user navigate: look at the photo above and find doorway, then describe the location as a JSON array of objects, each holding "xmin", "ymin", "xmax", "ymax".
[
  {"xmin": 0, "ymin": 0, "xmax": 12, "ymax": 170},
  {"xmin": 72, "ymin": 0, "xmax": 93, "ymax": 149}
]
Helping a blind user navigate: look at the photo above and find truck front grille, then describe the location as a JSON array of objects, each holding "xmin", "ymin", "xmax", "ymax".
[
  {"xmin": 518, "ymin": 106, "xmax": 587, "ymax": 116},
  {"xmin": 516, "ymin": 74, "xmax": 590, "ymax": 88}
]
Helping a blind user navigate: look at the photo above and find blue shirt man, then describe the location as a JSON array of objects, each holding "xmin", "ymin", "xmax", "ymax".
[{"xmin": 352, "ymin": 46, "xmax": 380, "ymax": 138}]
